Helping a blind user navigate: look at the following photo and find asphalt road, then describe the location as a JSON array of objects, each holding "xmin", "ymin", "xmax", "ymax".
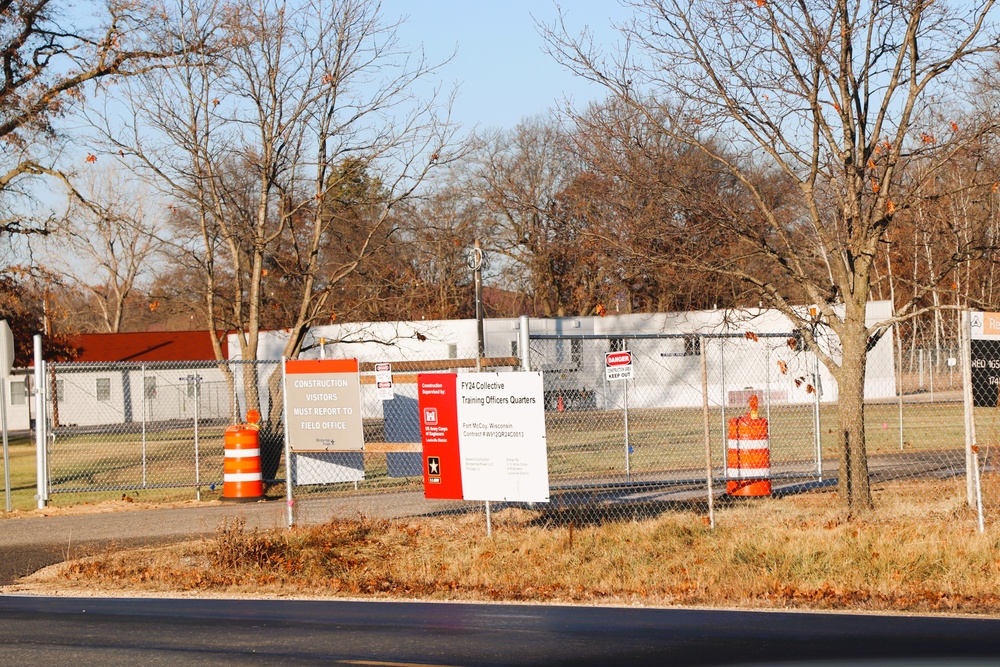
[
  {"xmin": 3, "ymin": 484, "xmax": 1000, "ymax": 665},
  {"xmin": 2, "ymin": 596, "xmax": 1000, "ymax": 666}
]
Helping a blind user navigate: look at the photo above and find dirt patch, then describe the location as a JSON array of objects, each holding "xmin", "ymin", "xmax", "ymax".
[{"xmin": 3, "ymin": 498, "xmax": 226, "ymax": 519}]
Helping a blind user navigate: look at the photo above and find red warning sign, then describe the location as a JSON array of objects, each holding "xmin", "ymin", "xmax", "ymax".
[{"xmin": 605, "ymin": 350, "xmax": 633, "ymax": 381}]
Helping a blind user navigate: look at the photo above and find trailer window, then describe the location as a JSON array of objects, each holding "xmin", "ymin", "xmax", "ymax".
[{"xmin": 96, "ymin": 378, "xmax": 111, "ymax": 402}]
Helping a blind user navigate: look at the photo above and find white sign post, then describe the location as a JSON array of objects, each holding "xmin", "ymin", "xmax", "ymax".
[
  {"xmin": 0, "ymin": 320, "xmax": 11, "ymax": 512},
  {"xmin": 0, "ymin": 320, "xmax": 12, "ymax": 378},
  {"xmin": 605, "ymin": 350, "xmax": 634, "ymax": 480}
]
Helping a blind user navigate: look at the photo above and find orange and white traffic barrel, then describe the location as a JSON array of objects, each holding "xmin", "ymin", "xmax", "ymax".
[
  {"xmin": 726, "ymin": 395, "xmax": 771, "ymax": 497},
  {"xmin": 222, "ymin": 409, "xmax": 264, "ymax": 502}
]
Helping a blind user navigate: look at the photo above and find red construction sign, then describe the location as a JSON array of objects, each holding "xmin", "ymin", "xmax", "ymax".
[{"xmin": 417, "ymin": 374, "xmax": 463, "ymax": 499}]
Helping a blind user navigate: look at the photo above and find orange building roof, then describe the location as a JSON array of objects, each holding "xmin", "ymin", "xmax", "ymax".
[{"xmin": 64, "ymin": 331, "xmax": 227, "ymax": 363}]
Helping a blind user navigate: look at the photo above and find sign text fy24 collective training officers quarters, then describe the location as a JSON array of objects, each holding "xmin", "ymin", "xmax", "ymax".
[{"xmin": 418, "ymin": 372, "xmax": 549, "ymax": 503}]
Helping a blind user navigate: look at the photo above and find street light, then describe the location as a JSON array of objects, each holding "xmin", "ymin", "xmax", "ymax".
[{"xmin": 467, "ymin": 240, "xmax": 489, "ymax": 372}]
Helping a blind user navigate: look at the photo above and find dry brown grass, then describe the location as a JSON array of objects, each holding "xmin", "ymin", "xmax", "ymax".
[{"xmin": 14, "ymin": 478, "xmax": 1000, "ymax": 614}]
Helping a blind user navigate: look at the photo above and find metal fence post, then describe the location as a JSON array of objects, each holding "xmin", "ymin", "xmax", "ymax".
[
  {"xmin": 973, "ymin": 445, "xmax": 985, "ymax": 533},
  {"xmin": 2, "ymin": 374, "xmax": 9, "ymax": 512},
  {"xmin": 896, "ymin": 324, "xmax": 904, "ymax": 450},
  {"xmin": 33, "ymin": 335, "xmax": 46, "ymax": 509},
  {"xmin": 141, "ymin": 364, "xmax": 147, "ymax": 487},
  {"xmin": 719, "ymin": 336, "xmax": 727, "ymax": 467},
  {"xmin": 518, "ymin": 315, "xmax": 530, "ymax": 372},
  {"xmin": 194, "ymin": 375, "xmax": 201, "ymax": 501},
  {"xmin": 961, "ymin": 310, "xmax": 976, "ymax": 506},
  {"xmin": 282, "ymin": 357, "xmax": 295, "ymax": 528},
  {"xmin": 232, "ymin": 361, "xmax": 239, "ymax": 423},
  {"xmin": 701, "ymin": 335, "xmax": 714, "ymax": 529},
  {"xmin": 623, "ymin": 356, "xmax": 631, "ymax": 483},
  {"xmin": 764, "ymin": 339, "xmax": 772, "ymax": 423},
  {"xmin": 813, "ymin": 344, "xmax": 823, "ymax": 480}
]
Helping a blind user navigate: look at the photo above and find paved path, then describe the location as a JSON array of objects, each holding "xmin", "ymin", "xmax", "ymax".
[{"xmin": 0, "ymin": 492, "xmax": 464, "ymax": 584}]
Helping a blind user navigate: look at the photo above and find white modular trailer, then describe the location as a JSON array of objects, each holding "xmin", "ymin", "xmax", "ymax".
[
  {"xmin": 2, "ymin": 370, "xmax": 32, "ymax": 431},
  {"xmin": 540, "ymin": 302, "xmax": 896, "ymax": 411},
  {"xmin": 240, "ymin": 302, "xmax": 897, "ymax": 414},
  {"xmin": 229, "ymin": 320, "xmax": 491, "ymax": 422},
  {"xmin": 241, "ymin": 318, "xmax": 594, "ymax": 366},
  {"xmin": 46, "ymin": 364, "xmax": 234, "ymax": 429},
  {"xmin": 238, "ymin": 320, "xmax": 484, "ymax": 364},
  {"xmin": 587, "ymin": 311, "xmax": 814, "ymax": 411}
]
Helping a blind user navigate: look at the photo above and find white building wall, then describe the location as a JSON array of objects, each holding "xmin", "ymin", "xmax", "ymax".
[
  {"xmin": 232, "ymin": 302, "xmax": 898, "ymax": 414},
  {"xmin": 49, "ymin": 366, "xmax": 232, "ymax": 428},
  {"xmin": 3, "ymin": 372, "xmax": 31, "ymax": 430}
]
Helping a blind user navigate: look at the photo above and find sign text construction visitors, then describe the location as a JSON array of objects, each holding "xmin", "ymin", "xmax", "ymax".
[{"xmin": 284, "ymin": 358, "xmax": 364, "ymax": 451}]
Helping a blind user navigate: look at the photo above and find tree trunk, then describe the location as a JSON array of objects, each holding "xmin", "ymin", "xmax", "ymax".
[{"xmin": 834, "ymin": 311, "xmax": 873, "ymax": 511}]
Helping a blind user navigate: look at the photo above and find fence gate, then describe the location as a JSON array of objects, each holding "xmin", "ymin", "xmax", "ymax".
[{"xmin": 43, "ymin": 360, "xmax": 275, "ymax": 498}]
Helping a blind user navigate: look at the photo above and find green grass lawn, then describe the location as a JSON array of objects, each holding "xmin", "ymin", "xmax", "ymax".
[
  {"xmin": 1, "ymin": 433, "xmax": 39, "ymax": 510},
  {"xmin": 5, "ymin": 398, "xmax": 994, "ymax": 511}
]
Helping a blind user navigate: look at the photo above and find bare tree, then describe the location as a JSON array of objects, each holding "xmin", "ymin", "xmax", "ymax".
[
  {"xmin": 42, "ymin": 165, "xmax": 167, "ymax": 332},
  {"xmin": 87, "ymin": 0, "xmax": 456, "ymax": 462},
  {"xmin": 547, "ymin": 0, "xmax": 1000, "ymax": 510},
  {"xmin": 384, "ymin": 171, "xmax": 485, "ymax": 320},
  {"xmin": 0, "ymin": 0, "xmax": 210, "ymax": 241},
  {"xmin": 473, "ymin": 117, "xmax": 597, "ymax": 317}
]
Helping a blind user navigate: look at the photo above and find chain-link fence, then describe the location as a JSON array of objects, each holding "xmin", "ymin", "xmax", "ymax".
[
  {"xmin": 42, "ymin": 352, "xmax": 496, "ymax": 519},
  {"xmin": 45, "ymin": 360, "xmax": 278, "ymax": 499},
  {"xmin": 34, "ymin": 312, "xmax": 996, "ymax": 529},
  {"xmin": 528, "ymin": 324, "xmax": 982, "ymax": 523},
  {"xmin": 534, "ymin": 332, "xmax": 824, "ymax": 526}
]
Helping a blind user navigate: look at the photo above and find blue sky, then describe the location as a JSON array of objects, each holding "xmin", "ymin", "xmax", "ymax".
[{"xmin": 382, "ymin": 1, "xmax": 632, "ymax": 132}]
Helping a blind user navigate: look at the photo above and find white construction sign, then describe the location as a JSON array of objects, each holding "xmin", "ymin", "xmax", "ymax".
[
  {"xmin": 375, "ymin": 362, "xmax": 394, "ymax": 401},
  {"xmin": 455, "ymin": 372, "xmax": 548, "ymax": 503},
  {"xmin": 284, "ymin": 358, "xmax": 364, "ymax": 451}
]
